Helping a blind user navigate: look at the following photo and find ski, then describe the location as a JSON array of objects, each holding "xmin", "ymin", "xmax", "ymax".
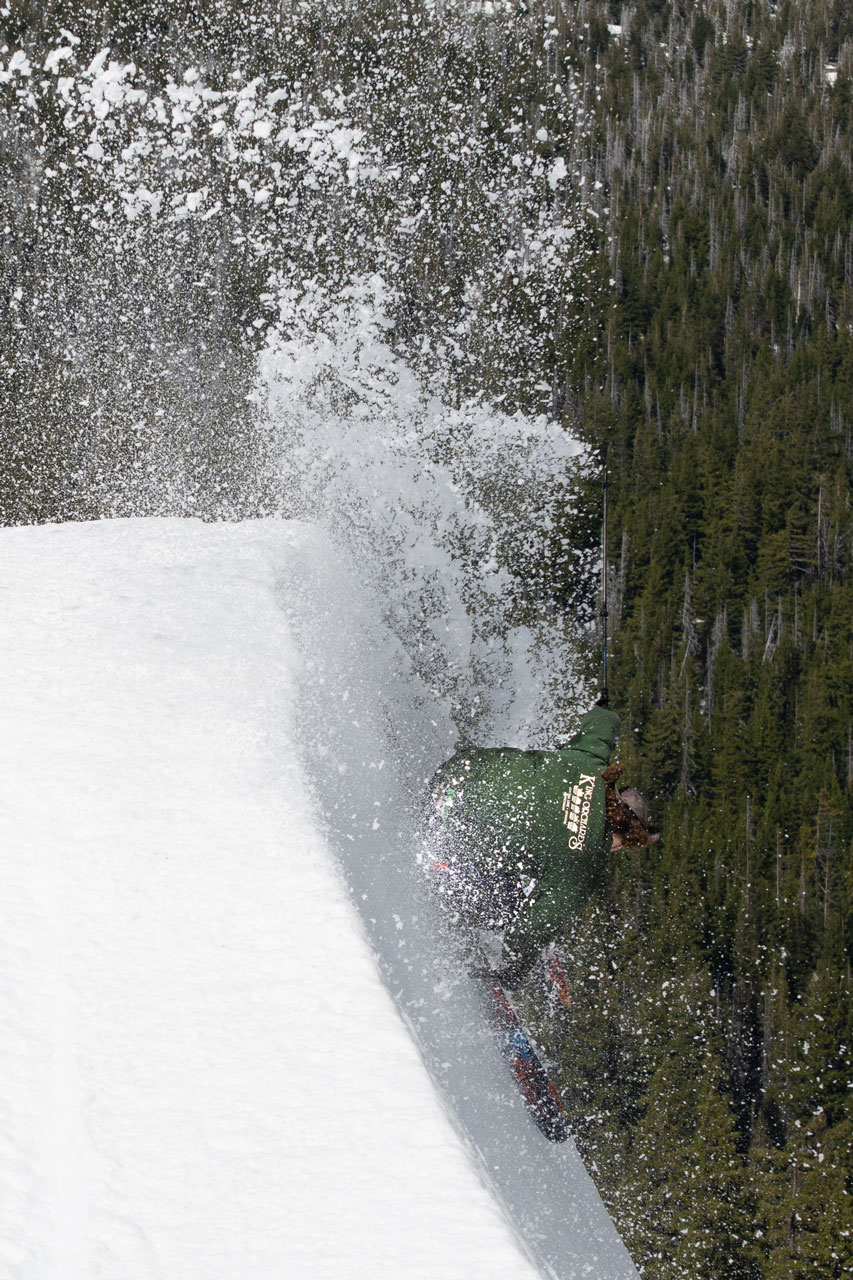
[{"xmin": 472, "ymin": 952, "xmax": 571, "ymax": 1143}]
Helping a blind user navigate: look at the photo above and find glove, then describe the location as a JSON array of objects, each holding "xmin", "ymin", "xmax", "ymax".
[
  {"xmin": 595, "ymin": 686, "xmax": 609, "ymax": 707},
  {"xmin": 492, "ymin": 966, "xmax": 524, "ymax": 990},
  {"xmin": 492, "ymin": 952, "xmax": 531, "ymax": 991}
]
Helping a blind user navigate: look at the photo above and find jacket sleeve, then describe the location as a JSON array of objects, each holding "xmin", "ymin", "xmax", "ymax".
[
  {"xmin": 560, "ymin": 706, "xmax": 620, "ymax": 767},
  {"xmin": 501, "ymin": 869, "xmax": 579, "ymax": 984}
]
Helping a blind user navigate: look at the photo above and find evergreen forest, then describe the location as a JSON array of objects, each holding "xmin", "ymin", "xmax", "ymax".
[
  {"xmin": 2, "ymin": 0, "xmax": 851, "ymax": 1276},
  {"xmin": 530, "ymin": 3, "xmax": 853, "ymax": 1276}
]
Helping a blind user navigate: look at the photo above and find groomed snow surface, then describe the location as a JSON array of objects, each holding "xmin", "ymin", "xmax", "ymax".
[{"xmin": 0, "ymin": 519, "xmax": 639, "ymax": 1280}]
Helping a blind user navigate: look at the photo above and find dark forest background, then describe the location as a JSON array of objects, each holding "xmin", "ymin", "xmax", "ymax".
[
  {"xmin": 2, "ymin": 1, "xmax": 851, "ymax": 1276},
  {"xmin": 529, "ymin": 4, "xmax": 853, "ymax": 1277}
]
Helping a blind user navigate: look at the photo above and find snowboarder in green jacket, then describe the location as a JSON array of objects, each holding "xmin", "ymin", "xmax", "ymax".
[{"xmin": 424, "ymin": 701, "xmax": 659, "ymax": 988}]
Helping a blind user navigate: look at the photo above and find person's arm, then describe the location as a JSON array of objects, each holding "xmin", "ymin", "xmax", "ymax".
[{"xmin": 559, "ymin": 706, "xmax": 620, "ymax": 766}]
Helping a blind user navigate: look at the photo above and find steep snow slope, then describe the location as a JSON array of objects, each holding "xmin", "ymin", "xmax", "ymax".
[{"xmin": 0, "ymin": 518, "xmax": 639, "ymax": 1280}]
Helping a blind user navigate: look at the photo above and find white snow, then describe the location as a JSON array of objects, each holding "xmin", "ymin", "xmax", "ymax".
[
  {"xmin": 0, "ymin": 517, "xmax": 639, "ymax": 1280},
  {"xmin": 548, "ymin": 157, "xmax": 569, "ymax": 190},
  {"xmin": 0, "ymin": 519, "xmax": 539, "ymax": 1279}
]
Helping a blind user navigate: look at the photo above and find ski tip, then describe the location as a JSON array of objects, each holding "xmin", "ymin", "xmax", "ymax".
[{"xmin": 544, "ymin": 1119, "xmax": 571, "ymax": 1143}]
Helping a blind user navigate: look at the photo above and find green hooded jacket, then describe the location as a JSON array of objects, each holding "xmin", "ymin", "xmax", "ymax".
[{"xmin": 430, "ymin": 706, "xmax": 620, "ymax": 975}]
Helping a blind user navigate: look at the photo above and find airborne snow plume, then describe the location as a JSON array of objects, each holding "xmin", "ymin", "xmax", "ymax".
[
  {"xmin": 257, "ymin": 275, "xmax": 592, "ymax": 747},
  {"xmin": 1, "ymin": 24, "xmax": 595, "ymax": 527}
]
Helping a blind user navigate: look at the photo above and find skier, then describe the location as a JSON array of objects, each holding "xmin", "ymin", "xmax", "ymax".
[{"xmin": 424, "ymin": 695, "xmax": 659, "ymax": 990}]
